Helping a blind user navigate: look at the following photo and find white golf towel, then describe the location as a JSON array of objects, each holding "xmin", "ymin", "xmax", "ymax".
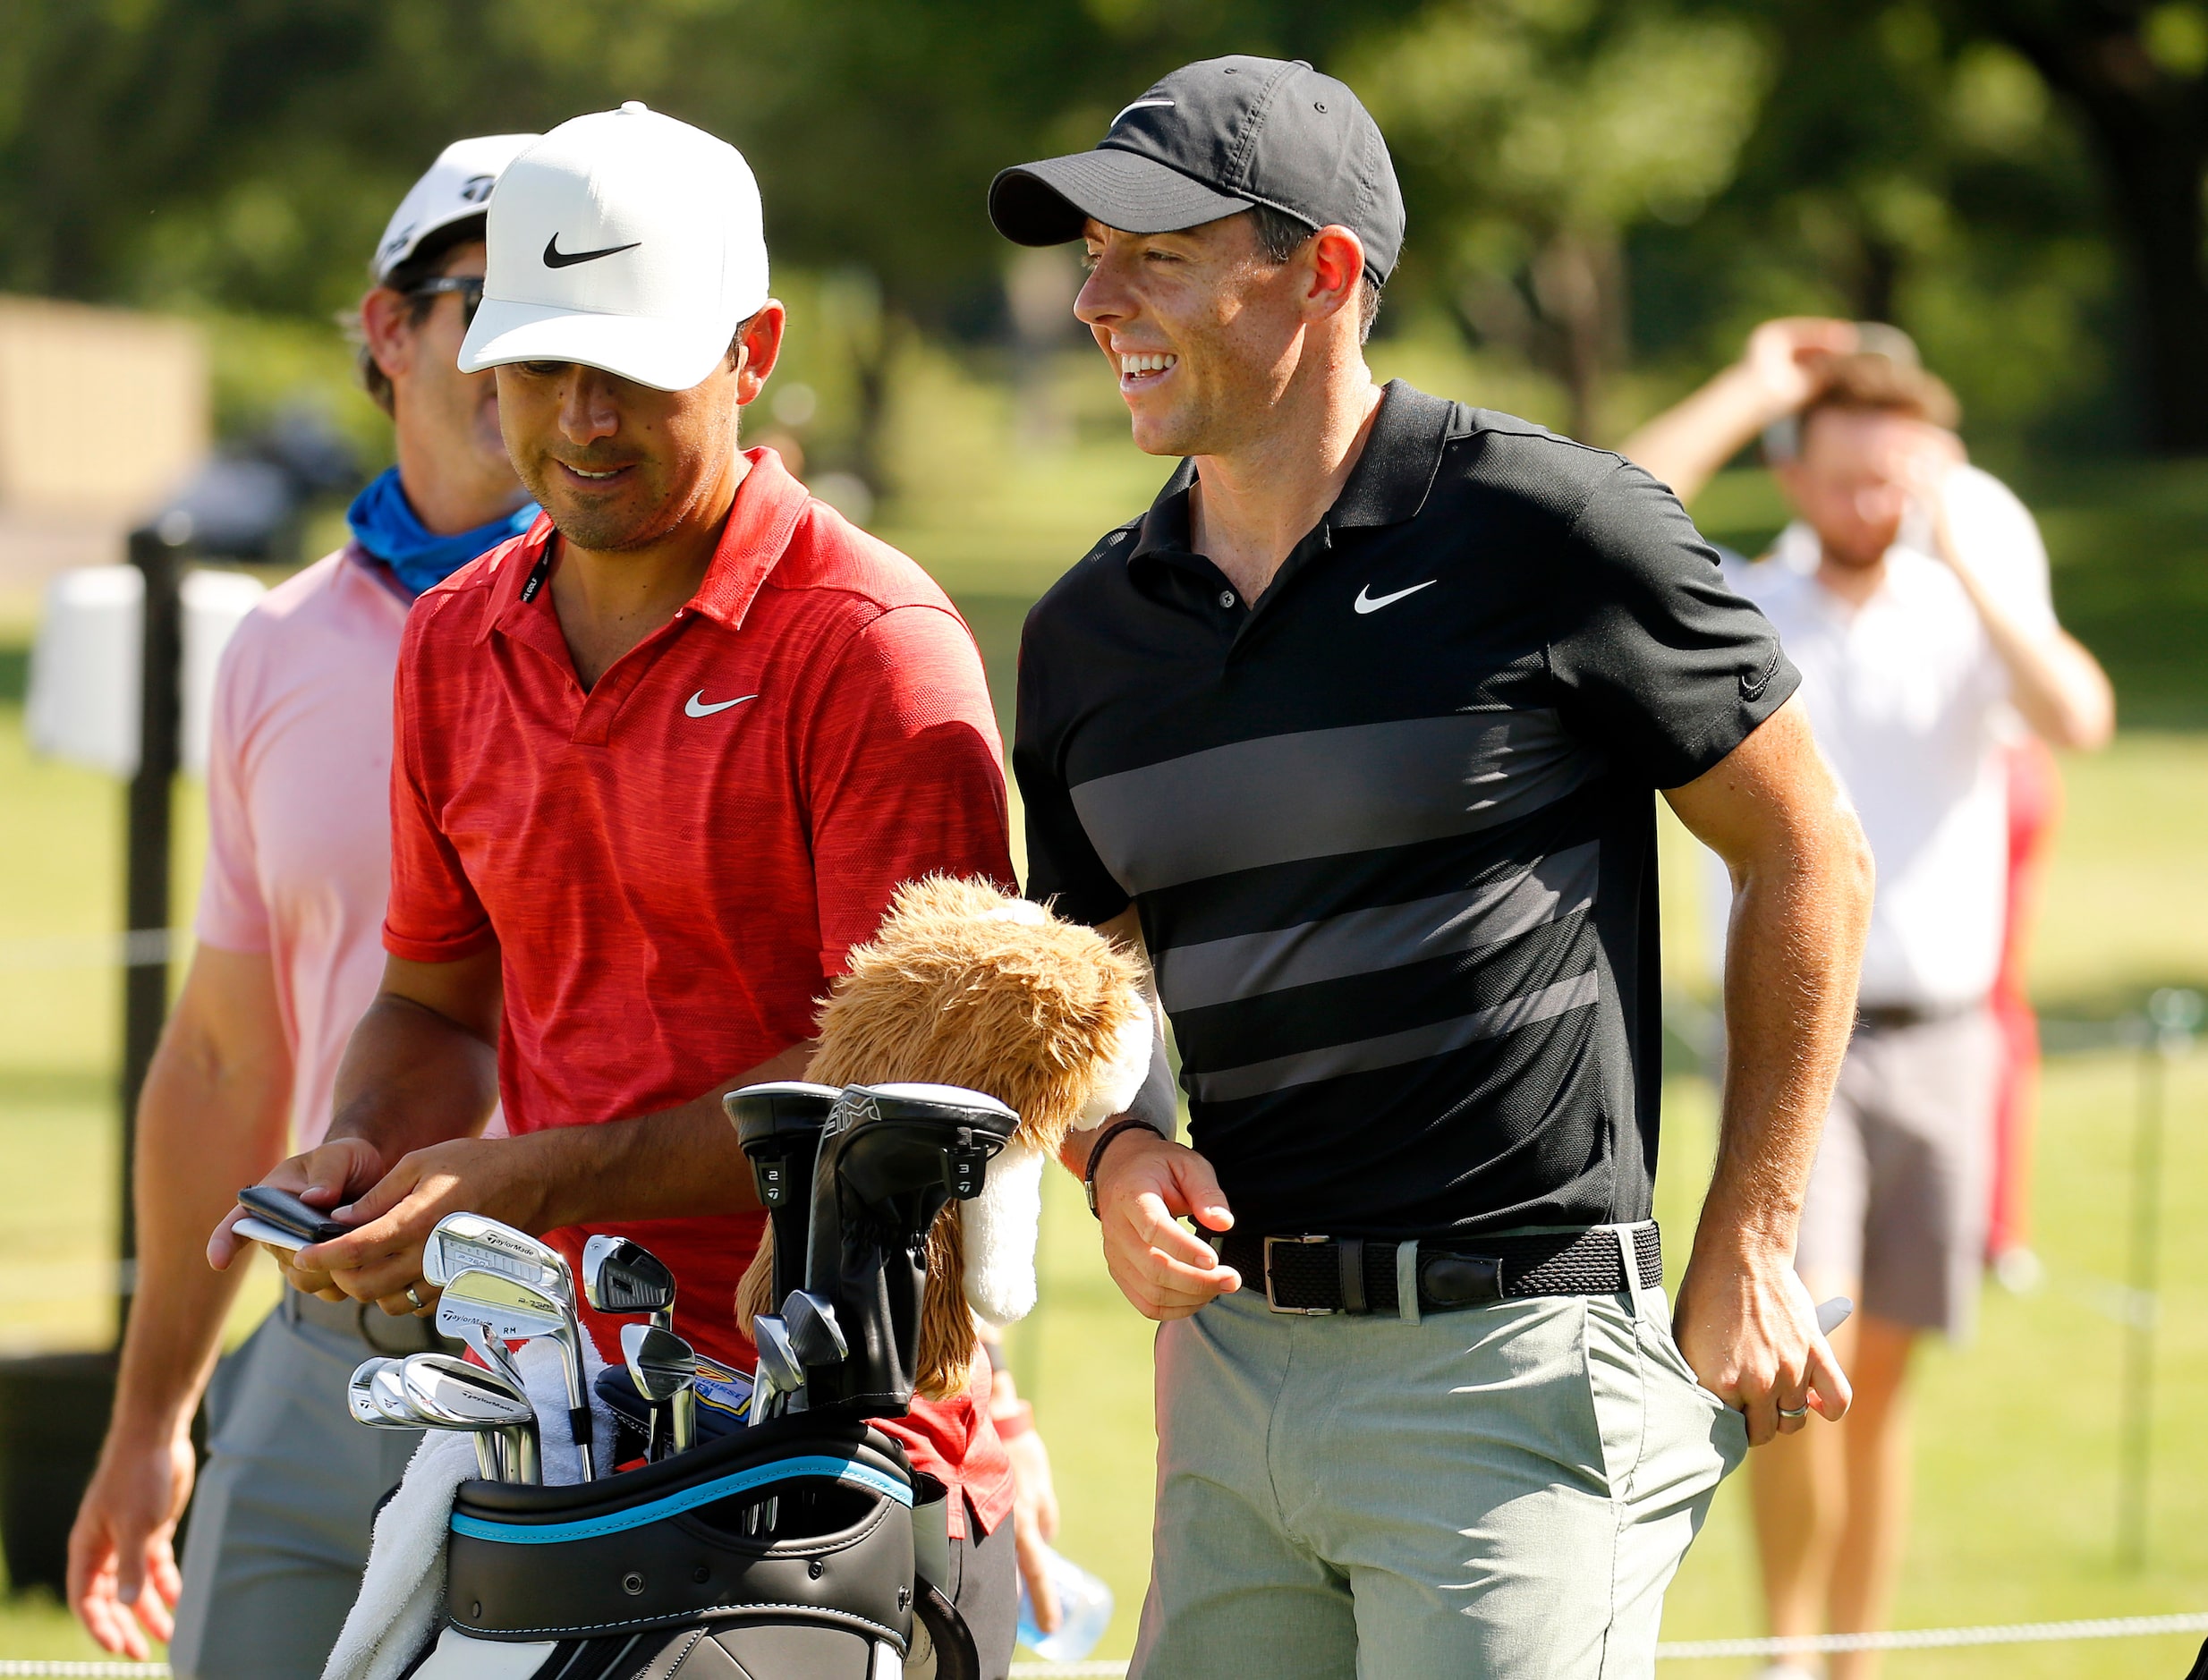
[{"xmin": 321, "ymin": 1336, "xmax": 622, "ymax": 1680}]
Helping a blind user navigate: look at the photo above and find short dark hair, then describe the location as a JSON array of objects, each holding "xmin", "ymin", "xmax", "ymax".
[
  {"xmin": 357, "ymin": 214, "xmax": 487, "ymax": 415},
  {"xmin": 1246, "ymin": 204, "xmax": 1383, "ymax": 344}
]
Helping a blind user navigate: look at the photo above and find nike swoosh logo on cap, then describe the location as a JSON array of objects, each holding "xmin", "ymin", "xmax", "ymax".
[
  {"xmin": 685, "ymin": 691, "xmax": 758, "ymax": 718},
  {"xmin": 543, "ymin": 234, "xmax": 642, "ymax": 268},
  {"xmin": 1354, "ymin": 581, "xmax": 1438, "ymax": 615},
  {"xmin": 1112, "ymin": 98, "xmax": 1176, "ymax": 126}
]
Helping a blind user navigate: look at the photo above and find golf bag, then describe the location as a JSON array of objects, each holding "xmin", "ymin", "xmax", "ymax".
[{"xmin": 397, "ymin": 1082, "xmax": 1016, "ymax": 1680}]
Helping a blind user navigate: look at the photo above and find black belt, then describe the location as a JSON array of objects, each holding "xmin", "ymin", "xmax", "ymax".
[
  {"xmin": 284, "ymin": 1285, "xmax": 445, "ymax": 1355},
  {"xmin": 1856, "ymin": 1000, "xmax": 1978, "ymax": 1032},
  {"xmin": 1219, "ymin": 1225, "xmax": 1662, "ymax": 1317}
]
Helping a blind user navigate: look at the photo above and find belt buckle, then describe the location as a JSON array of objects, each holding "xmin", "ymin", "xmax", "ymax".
[{"xmin": 1262, "ymin": 1234, "xmax": 1335, "ymax": 1315}]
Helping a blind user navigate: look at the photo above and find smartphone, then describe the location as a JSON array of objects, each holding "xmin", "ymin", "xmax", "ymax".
[
  {"xmin": 236, "ymin": 1184, "xmax": 349, "ymax": 1245},
  {"xmin": 233, "ymin": 1215, "xmax": 311, "ymax": 1252}
]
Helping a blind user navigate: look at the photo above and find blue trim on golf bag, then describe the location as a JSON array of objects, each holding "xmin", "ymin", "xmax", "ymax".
[{"xmin": 450, "ymin": 1455, "xmax": 912, "ymax": 1545}]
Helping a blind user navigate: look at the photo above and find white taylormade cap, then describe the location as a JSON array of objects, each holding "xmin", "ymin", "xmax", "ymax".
[
  {"xmin": 373, "ymin": 134, "xmax": 539, "ymax": 283},
  {"xmin": 458, "ymin": 102, "xmax": 769, "ymax": 392}
]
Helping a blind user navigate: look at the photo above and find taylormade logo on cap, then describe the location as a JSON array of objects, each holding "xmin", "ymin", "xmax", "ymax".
[
  {"xmin": 458, "ymin": 101, "xmax": 769, "ymax": 393},
  {"xmin": 374, "ymin": 132, "xmax": 539, "ymax": 282}
]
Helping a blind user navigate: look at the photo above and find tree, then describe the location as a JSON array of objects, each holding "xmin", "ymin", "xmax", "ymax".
[
  {"xmin": 1942, "ymin": 0, "xmax": 2208, "ymax": 450},
  {"xmin": 1351, "ymin": 0, "xmax": 1771, "ymax": 441}
]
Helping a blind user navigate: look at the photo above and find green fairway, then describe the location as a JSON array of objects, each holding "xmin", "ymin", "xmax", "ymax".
[{"xmin": 3, "ymin": 420, "xmax": 2205, "ymax": 1670}]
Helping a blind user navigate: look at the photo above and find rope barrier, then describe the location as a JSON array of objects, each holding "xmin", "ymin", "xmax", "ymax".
[
  {"xmin": 1652, "ymin": 1609, "xmax": 2208, "ymax": 1659},
  {"xmin": 1005, "ymin": 1608, "xmax": 2208, "ymax": 1671},
  {"xmin": 1, "ymin": 1611, "xmax": 2201, "ymax": 1675}
]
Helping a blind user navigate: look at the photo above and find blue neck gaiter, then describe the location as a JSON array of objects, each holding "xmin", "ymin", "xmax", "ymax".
[{"xmin": 347, "ymin": 467, "xmax": 539, "ymax": 597}]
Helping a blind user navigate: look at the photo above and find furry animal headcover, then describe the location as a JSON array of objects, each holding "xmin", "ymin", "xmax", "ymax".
[{"xmin": 736, "ymin": 876, "xmax": 1154, "ymax": 1400}]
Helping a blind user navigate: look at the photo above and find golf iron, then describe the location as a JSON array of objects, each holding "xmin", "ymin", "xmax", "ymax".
[
  {"xmin": 347, "ymin": 1358, "xmax": 417, "ymax": 1432},
  {"xmin": 402, "ymin": 1352, "xmax": 540, "ymax": 1484},
  {"xmin": 420, "ymin": 1210, "xmax": 566, "ymax": 1419},
  {"xmin": 582, "ymin": 1234, "xmax": 676, "ymax": 1330},
  {"xmin": 618, "ymin": 1320, "xmax": 697, "ymax": 1459},
  {"xmin": 435, "ymin": 1264, "xmax": 596, "ymax": 1480}
]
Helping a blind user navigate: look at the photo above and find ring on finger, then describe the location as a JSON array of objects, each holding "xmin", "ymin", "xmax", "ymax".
[
  {"xmin": 404, "ymin": 1283, "xmax": 426, "ymax": 1311},
  {"xmin": 1778, "ymin": 1403, "xmax": 1811, "ymax": 1420}
]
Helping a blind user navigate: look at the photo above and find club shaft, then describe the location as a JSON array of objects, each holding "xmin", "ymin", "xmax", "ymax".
[{"xmin": 556, "ymin": 1318, "xmax": 596, "ymax": 1479}]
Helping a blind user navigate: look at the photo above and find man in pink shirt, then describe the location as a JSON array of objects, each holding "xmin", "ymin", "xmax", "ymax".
[{"xmin": 66, "ymin": 137, "xmax": 539, "ymax": 1677}]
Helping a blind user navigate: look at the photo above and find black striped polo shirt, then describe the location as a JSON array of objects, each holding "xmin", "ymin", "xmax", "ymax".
[{"xmin": 1014, "ymin": 381, "xmax": 1797, "ymax": 1237}]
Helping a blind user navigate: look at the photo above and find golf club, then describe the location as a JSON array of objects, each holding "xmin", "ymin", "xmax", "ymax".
[
  {"xmin": 422, "ymin": 1211, "xmax": 570, "ymax": 1296},
  {"xmin": 402, "ymin": 1353, "xmax": 541, "ymax": 1484},
  {"xmin": 780, "ymin": 1287, "xmax": 848, "ymax": 1371},
  {"xmin": 619, "ymin": 1320, "xmax": 698, "ymax": 1457},
  {"xmin": 421, "ymin": 1211, "xmax": 564, "ymax": 1415},
  {"xmin": 581, "ymin": 1234, "xmax": 676, "ymax": 1331},
  {"xmin": 422, "ymin": 1215, "xmax": 593, "ymax": 1476},
  {"xmin": 751, "ymin": 1314, "xmax": 806, "ymax": 1423},
  {"xmin": 436, "ymin": 1265, "xmax": 596, "ymax": 1481},
  {"xmin": 370, "ymin": 1361, "xmax": 425, "ymax": 1427},
  {"xmin": 726, "ymin": 1081, "xmax": 840, "ymax": 1306},
  {"xmin": 347, "ymin": 1358, "xmax": 416, "ymax": 1431}
]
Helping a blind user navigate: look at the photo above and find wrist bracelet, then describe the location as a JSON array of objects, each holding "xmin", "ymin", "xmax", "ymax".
[
  {"xmin": 993, "ymin": 1399, "xmax": 1035, "ymax": 1441},
  {"xmin": 1083, "ymin": 1117, "xmax": 1165, "ymax": 1218}
]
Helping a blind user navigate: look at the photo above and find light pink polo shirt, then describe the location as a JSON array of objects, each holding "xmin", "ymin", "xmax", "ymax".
[{"xmin": 196, "ymin": 546, "xmax": 421, "ymax": 1148}]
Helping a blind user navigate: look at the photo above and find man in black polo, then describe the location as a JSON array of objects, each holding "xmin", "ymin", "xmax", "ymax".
[{"xmin": 990, "ymin": 56, "xmax": 1874, "ymax": 1676}]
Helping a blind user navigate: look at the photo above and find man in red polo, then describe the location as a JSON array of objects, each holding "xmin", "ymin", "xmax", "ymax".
[{"xmin": 214, "ymin": 105, "xmax": 1023, "ymax": 1667}]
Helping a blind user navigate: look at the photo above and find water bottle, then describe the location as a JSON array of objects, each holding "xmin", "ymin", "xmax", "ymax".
[{"xmin": 1015, "ymin": 1542, "xmax": 1115, "ymax": 1661}]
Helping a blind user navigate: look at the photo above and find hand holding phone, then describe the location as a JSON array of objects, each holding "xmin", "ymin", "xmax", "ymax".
[{"xmin": 235, "ymin": 1184, "xmax": 350, "ymax": 1246}]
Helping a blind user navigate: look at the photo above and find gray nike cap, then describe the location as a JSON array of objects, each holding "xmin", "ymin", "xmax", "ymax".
[{"xmin": 989, "ymin": 55, "xmax": 1404, "ymax": 284}]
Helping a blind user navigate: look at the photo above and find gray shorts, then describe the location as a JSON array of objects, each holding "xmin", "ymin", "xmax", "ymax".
[
  {"xmin": 1793, "ymin": 1007, "xmax": 1998, "ymax": 1337},
  {"xmin": 1134, "ymin": 1225, "xmax": 1745, "ymax": 1680},
  {"xmin": 167, "ymin": 1291, "xmax": 437, "ymax": 1680}
]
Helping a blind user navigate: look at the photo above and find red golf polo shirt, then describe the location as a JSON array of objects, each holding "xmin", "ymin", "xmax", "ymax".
[{"xmin": 386, "ymin": 446, "xmax": 1015, "ymax": 1532}]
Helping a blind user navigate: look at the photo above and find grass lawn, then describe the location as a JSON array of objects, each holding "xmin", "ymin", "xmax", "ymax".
[{"xmin": 2, "ymin": 384, "xmax": 2205, "ymax": 1668}]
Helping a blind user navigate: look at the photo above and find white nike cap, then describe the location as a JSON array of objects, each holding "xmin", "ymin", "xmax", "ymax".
[
  {"xmin": 458, "ymin": 102, "xmax": 769, "ymax": 393},
  {"xmin": 373, "ymin": 133, "xmax": 540, "ymax": 283}
]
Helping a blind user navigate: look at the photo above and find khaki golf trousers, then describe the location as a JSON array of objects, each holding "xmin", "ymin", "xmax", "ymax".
[
  {"xmin": 1133, "ymin": 1226, "xmax": 1745, "ymax": 1678},
  {"xmin": 168, "ymin": 1291, "xmax": 433, "ymax": 1680}
]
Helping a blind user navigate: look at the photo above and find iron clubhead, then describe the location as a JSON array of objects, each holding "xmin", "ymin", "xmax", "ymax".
[
  {"xmin": 400, "ymin": 1353, "xmax": 533, "ymax": 1428},
  {"xmin": 752, "ymin": 1315, "xmax": 806, "ymax": 1395},
  {"xmin": 780, "ymin": 1288, "xmax": 848, "ymax": 1369},
  {"xmin": 618, "ymin": 1321, "xmax": 696, "ymax": 1403},
  {"xmin": 435, "ymin": 1266, "xmax": 570, "ymax": 1345},
  {"xmin": 422, "ymin": 1211, "xmax": 570, "ymax": 1297},
  {"xmin": 369, "ymin": 1362, "xmax": 423, "ymax": 1425},
  {"xmin": 402, "ymin": 1353, "xmax": 539, "ymax": 1482},
  {"xmin": 434, "ymin": 1265, "xmax": 593, "ymax": 1480},
  {"xmin": 347, "ymin": 1358, "xmax": 412, "ymax": 1429},
  {"xmin": 582, "ymin": 1235, "xmax": 676, "ymax": 1320}
]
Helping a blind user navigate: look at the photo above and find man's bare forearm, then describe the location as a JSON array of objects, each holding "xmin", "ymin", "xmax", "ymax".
[
  {"xmin": 1618, "ymin": 362, "xmax": 1780, "ymax": 507},
  {"xmin": 1701, "ymin": 841, "xmax": 1868, "ymax": 1255},
  {"xmin": 1059, "ymin": 904, "xmax": 1176, "ymax": 1175},
  {"xmin": 519, "ymin": 1094, "xmax": 763, "ymax": 1227},
  {"xmin": 325, "ymin": 991, "xmax": 501, "ymax": 1158},
  {"xmin": 1668, "ymin": 702, "xmax": 1873, "ymax": 1262},
  {"xmin": 1938, "ymin": 534, "xmax": 2114, "ymax": 750},
  {"xmin": 115, "ymin": 961, "xmax": 292, "ymax": 1434}
]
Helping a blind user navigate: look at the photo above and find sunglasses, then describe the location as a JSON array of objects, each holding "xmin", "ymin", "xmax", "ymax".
[{"xmin": 409, "ymin": 275, "xmax": 485, "ymax": 327}]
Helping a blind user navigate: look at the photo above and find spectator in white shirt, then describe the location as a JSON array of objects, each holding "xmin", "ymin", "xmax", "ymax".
[{"xmin": 1626, "ymin": 331, "xmax": 2110, "ymax": 1680}]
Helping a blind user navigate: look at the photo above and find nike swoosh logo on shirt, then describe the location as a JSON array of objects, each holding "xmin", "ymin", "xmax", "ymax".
[
  {"xmin": 685, "ymin": 691, "xmax": 758, "ymax": 717},
  {"xmin": 1354, "ymin": 580, "xmax": 1438, "ymax": 615},
  {"xmin": 543, "ymin": 234, "xmax": 642, "ymax": 268}
]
